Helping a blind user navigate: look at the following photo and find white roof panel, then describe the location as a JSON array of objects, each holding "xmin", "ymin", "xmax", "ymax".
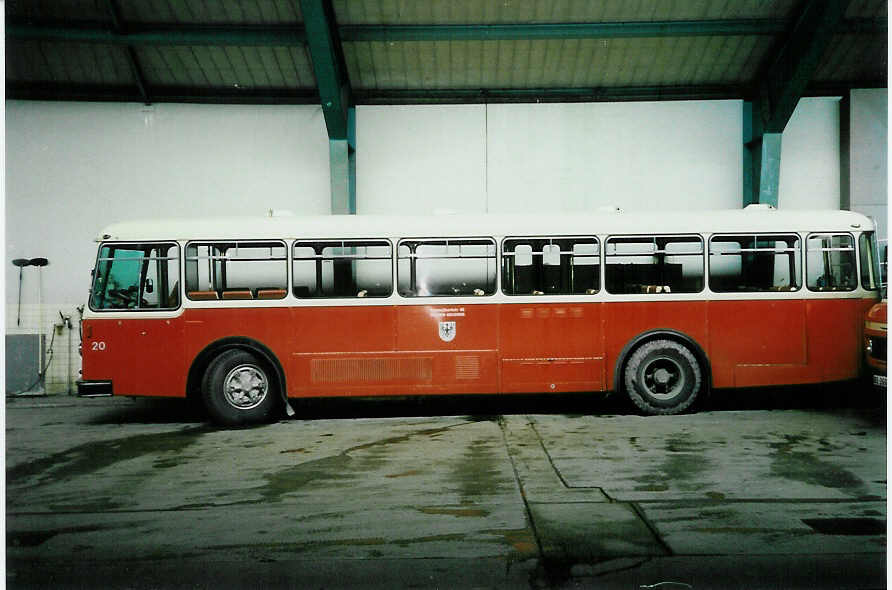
[{"xmin": 96, "ymin": 208, "xmax": 877, "ymax": 242}]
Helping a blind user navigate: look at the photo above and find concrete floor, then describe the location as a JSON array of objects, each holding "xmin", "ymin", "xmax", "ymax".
[{"xmin": 5, "ymin": 386, "xmax": 887, "ymax": 589}]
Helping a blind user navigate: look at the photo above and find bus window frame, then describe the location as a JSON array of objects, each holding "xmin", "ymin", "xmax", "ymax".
[
  {"xmin": 707, "ymin": 233, "xmax": 802, "ymax": 293},
  {"xmin": 501, "ymin": 235, "xmax": 601, "ymax": 296},
  {"xmin": 89, "ymin": 241, "xmax": 181, "ymax": 312},
  {"xmin": 184, "ymin": 239, "xmax": 288, "ymax": 302},
  {"xmin": 292, "ymin": 238, "xmax": 395, "ymax": 299},
  {"xmin": 604, "ymin": 233, "xmax": 705, "ymax": 295},
  {"xmin": 805, "ymin": 232, "xmax": 857, "ymax": 292},
  {"xmin": 397, "ymin": 236, "xmax": 498, "ymax": 298}
]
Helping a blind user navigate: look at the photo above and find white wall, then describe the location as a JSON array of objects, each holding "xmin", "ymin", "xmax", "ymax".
[
  {"xmin": 850, "ymin": 89, "xmax": 888, "ymax": 241},
  {"xmin": 358, "ymin": 99, "xmax": 849, "ymax": 215},
  {"xmin": 486, "ymin": 101, "xmax": 743, "ymax": 212},
  {"xmin": 779, "ymin": 97, "xmax": 840, "ymax": 210},
  {"xmin": 6, "ymin": 101, "xmax": 330, "ymax": 307},
  {"xmin": 358, "ymin": 100, "xmax": 744, "ymax": 213},
  {"xmin": 357, "ymin": 105, "xmax": 487, "ymax": 214}
]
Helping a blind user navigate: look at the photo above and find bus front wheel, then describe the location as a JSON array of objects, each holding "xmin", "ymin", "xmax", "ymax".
[
  {"xmin": 201, "ymin": 349, "xmax": 280, "ymax": 426},
  {"xmin": 624, "ymin": 339, "xmax": 701, "ymax": 415}
]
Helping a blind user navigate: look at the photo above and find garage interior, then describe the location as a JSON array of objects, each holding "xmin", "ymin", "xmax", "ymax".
[
  {"xmin": 4, "ymin": 1, "xmax": 890, "ymax": 588},
  {"xmin": 6, "ymin": 3, "xmax": 888, "ymax": 392}
]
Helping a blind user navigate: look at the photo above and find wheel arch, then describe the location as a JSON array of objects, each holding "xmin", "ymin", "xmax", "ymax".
[
  {"xmin": 186, "ymin": 337, "xmax": 287, "ymax": 402},
  {"xmin": 613, "ymin": 329, "xmax": 712, "ymax": 396}
]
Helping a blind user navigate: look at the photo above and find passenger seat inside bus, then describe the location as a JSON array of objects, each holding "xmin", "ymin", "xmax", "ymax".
[
  {"xmin": 188, "ymin": 290, "xmax": 219, "ymax": 300},
  {"xmin": 257, "ymin": 288, "xmax": 287, "ymax": 299}
]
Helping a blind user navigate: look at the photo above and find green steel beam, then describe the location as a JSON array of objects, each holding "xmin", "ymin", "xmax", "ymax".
[
  {"xmin": 6, "ymin": 22, "xmax": 308, "ymax": 46},
  {"xmin": 329, "ymin": 107, "xmax": 357, "ymax": 214},
  {"xmin": 839, "ymin": 92, "xmax": 851, "ymax": 210},
  {"xmin": 104, "ymin": 0, "xmax": 151, "ymax": 104},
  {"xmin": 355, "ymin": 85, "xmax": 748, "ymax": 104},
  {"xmin": 7, "ymin": 17, "xmax": 884, "ymax": 47},
  {"xmin": 339, "ymin": 20, "xmax": 788, "ymax": 41},
  {"xmin": 299, "ymin": 0, "xmax": 355, "ymax": 213},
  {"xmin": 757, "ymin": 0, "xmax": 852, "ymax": 133},
  {"xmin": 299, "ymin": 0, "xmax": 351, "ymax": 139},
  {"xmin": 9, "ymin": 81, "xmax": 886, "ymax": 106},
  {"xmin": 5, "ymin": 82, "xmax": 320, "ymax": 104},
  {"xmin": 744, "ymin": 0, "xmax": 852, "ymax": 207},
  {"xmin": 743, "ymin": 101, "xmax": 783, "ymax": 207}
]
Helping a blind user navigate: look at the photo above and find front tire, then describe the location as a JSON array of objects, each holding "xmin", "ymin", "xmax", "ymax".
[
  {"xmin": 202, "ymin": 349, "xmax": 280, "ymax": 426},
  {"xmin": 624, "ymin": 339, "xmax": 702, "ymax": 415}
]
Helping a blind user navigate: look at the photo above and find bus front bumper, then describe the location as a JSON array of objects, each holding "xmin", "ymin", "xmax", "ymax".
[{"xmin": 77, "ymin": 380, "xmax": 113, "ymax": 397}]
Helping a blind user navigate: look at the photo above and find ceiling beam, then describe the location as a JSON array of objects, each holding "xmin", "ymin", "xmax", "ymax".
[
  {"xmin": 340, "ymin": 20, "xmax": 792, "ymax": 42},
  {"xmin": 355, "ymin": 85, "xmax": 749, "ymax": 104},
  {"xmin": 104, "ymin": 0, "xmax": 151, "ymax": 104},
  {"xmin": 6, "ymin": 23, "xmax": 308, "ymax": 46},
  {"xmin": 756, "ymin": 0, "xmax": 853, "ymax": 134},
  {"xmin": 12, "ymin": 81, "xmax": 883, "ymax": 106},
  {"xmin": 5, "ymin": 82, "xmax": 320, "ymax": 104},
  {"xmin": 7, "ymin": 17, "xmax": 884, "ymax": 48},
  {"xmin": 298, "ymin": 0, "xmax": 351, "ymax": 139},
  {"xmin": 299, "ymin": 0, "xmax": 355, "ymax": 214}
]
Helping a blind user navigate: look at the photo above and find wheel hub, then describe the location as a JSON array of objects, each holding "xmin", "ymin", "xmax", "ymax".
[
  {"xmin": 223, "ymin": 364, "xmax": 268, "ymax": 410},
  {"xmin": 641, "ymin": 357, "xmax": 684, "ymax": 400}
]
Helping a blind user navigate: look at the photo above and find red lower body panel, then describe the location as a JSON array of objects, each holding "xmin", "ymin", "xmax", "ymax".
[{"xmin": 80, "ymin": 298, "xmax": 876, "ymax": 399}]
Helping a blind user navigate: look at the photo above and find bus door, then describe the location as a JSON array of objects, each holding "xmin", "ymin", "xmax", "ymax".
[
  {"xmin": 499, "ymin": 237, "xmax": 605, "ymax": 393},
  {"xmin": 289, "ymin": 240, "xmax": 399, "ymax": 396},
  {"xmin": 707, "ymin": 234, "xmax": 808, "ymax": 387},
  {"xmin": 393, "ymin": 238, "xmax": 500, "ymax": 394},
  {"xmin": 85, "ymin": 243, "xmax": 185, "ymax": 397}
]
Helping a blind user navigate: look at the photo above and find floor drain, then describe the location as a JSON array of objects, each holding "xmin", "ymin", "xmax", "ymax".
[{"xmin": 802, "ymin": 518, "xmax": 886, "ymax": 536}]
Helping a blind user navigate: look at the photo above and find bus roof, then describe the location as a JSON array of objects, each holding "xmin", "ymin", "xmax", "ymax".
[{"xmin": 96, "ymin": 207, "xmax": 876, "ymax": 242}]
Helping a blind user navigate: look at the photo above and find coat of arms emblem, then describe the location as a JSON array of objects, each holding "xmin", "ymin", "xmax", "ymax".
[{"xmin": 438, "ymin": 321, "xmax": 456, "ymax": 342}]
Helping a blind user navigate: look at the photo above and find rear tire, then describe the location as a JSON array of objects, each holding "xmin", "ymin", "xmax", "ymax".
[
  {"xmin": 202, "ymin": 349, "xmax": 280, "ymax": 426},
  {"xmin": 624, "ymin": 339, "xmax": 702, "ymax": 415}
]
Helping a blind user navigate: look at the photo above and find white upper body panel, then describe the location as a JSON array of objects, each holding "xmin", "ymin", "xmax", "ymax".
[{"xmin": 96, "ymin": 207, "xmax": 876, "ymax": 243}]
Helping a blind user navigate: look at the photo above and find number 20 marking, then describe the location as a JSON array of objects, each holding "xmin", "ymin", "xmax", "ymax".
[{"xmin": 91, "ymin": 341, "xmax": 107, "ymax": 351}]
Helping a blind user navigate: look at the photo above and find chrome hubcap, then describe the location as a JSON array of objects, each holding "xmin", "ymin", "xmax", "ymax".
[{"xmin": 223, "ymin": 364, "xmax": 268, "ymax": 410}]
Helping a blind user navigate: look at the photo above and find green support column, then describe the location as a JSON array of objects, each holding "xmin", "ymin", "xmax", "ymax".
[
  {"xmin": 329, "ymin": 107, "xmax": 356, "ymax": 214},
  {"xmin": 839, "ymin": 93, "xmax": 851, "ymax": 210},
  {"xmin": 743, "ymin": 101, "xmax": 782, "ymax": 208},
  {"xmin": 742, "ymin": 0, "xmax": 850, "ymax": 208},
  {"xmin": 754, "ymin": 133, "xmax": 782, "ymax": 208},
  {"xmin": 300, "ymin": 0, "xmax": 355, "ymax": 214}
]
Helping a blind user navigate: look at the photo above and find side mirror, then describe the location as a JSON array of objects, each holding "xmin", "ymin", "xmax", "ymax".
[{"xmin": 145, "ymin": 278, "xmax": 154, "ymax": 294}]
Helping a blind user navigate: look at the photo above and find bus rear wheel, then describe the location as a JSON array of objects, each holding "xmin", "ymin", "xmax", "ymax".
[
  {"xmin": 624, "ymin": 339, "xmax": 701, "ymax": 415},
  {"xmin": 202, "ymin": 349, "xmax": 280, "ymax": 426}
]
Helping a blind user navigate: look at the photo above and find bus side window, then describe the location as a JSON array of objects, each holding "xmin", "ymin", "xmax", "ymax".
[
  {"xmin": 293, "ymin": 240, "xmax": 392, "ymax": 298},
  {"xmin": 502, "ymin": 237, "xmax": 599, "ymax": 295},
  {"xmin": 807, "ymin": 234, "xmax": 857, "ymax": 291},
  {"xmin": 709, "ymin": 234, "xmax": 801, "ymax": 292},
  {"xmin": 398, "ymin": 238, "xmax": 496, "ymax": 297},
  {"xmin": 605, "ymin": 235, "xmax": 703, "ymax": 294},
  {"xmin": 185, "ymin": 241, "xmax": 287, "ymax": 301}
]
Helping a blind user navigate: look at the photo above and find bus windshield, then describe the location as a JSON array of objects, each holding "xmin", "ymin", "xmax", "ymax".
[{"xmin": 90, "ymin": 243, "xmax": 179, "ymax": 310}]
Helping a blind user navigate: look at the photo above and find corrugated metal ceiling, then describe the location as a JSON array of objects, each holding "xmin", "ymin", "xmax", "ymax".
[{"xmin": 5, "ymin": 0, "xmax": 887, "ymax": 104}]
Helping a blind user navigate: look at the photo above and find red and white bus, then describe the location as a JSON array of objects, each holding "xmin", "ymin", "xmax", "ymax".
[{"xmin": 78, "ymin": 206, "xmax": 882, "ymax": 424}]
